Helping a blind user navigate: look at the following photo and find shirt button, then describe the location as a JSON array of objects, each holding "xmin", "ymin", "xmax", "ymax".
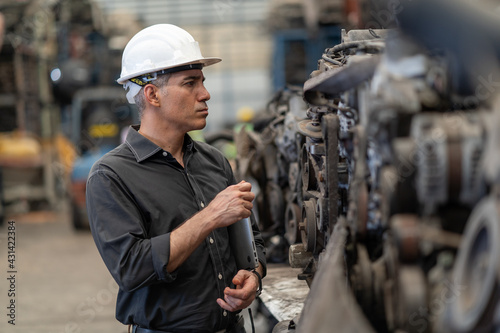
[
  {"xmin": 218, "ymin": 273, "xmax": 222, "ymax": 280},
  {"xmin": 201, "ymin": 201, "xmax": 205, "ymax": 208},
  {"xmin": 223, "ymin": 310, "xmax": 227, "ymax": 317},
  {"xmin": 210, "ymin": 237, "xmax": 214, "ymax": 244},
  {"xmin": 162, "ymin": 152, "xmax": 168, "ymax": 157}
]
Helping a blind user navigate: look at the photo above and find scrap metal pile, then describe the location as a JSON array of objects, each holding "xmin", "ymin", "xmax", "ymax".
[{"xmin": 235, "ymin": 1, "xmax": 500, "ymax": 332}]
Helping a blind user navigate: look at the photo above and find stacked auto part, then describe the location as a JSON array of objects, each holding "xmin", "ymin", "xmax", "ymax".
[
  {"xmin": 296, "ymin": 18, "xmax": 500, "ymax": 330},
  {"xmin": 231, "ymin": 0, "xmax": 500, "ymax": 330},
  {"xmin": 236, "ymin": 6, "xmax": 500, "ymax": 332},
  {"xmin": 296, "ymin": 20, "xmax": 500, "ymax": 333}
]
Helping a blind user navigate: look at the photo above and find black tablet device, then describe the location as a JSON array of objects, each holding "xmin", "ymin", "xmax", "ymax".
[{"xmin": 228, "ymin": 217, "xmax": 259, "ymax": 270}]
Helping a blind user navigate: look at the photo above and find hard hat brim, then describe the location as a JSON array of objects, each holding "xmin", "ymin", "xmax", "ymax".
[{"xmin": 117, "ymin": 57, "xmax": 221, "ymax": 84}]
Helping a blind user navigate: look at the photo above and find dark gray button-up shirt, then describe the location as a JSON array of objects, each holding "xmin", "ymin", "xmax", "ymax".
[{"xmin": 86, "ymin": 126, "xmax": 266, "ymax": 332}]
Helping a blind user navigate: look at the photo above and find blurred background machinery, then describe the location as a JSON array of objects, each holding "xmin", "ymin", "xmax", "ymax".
[
  {"xmin": 231, "ymin": 0, "xmax": 500, "ymax": 332},
  {"xmin": 0, "ymin": 0, "xmax": 64, "ymax": 223},
  {"xmin": 1, "ymin": 0, "xmax": 500, "ymax": 332},
  {"xmin": 0, "ymin": 0, "xmax": 139, "ymax": 227},
  {"xmin": 69, "ymin": 87, "xmax": 138, "ymax": 229}
]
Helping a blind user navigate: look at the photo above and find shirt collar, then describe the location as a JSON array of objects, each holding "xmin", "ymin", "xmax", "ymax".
[{"xmin": 125, "ymin": 125, "xmax": 196, "ymax": 163}]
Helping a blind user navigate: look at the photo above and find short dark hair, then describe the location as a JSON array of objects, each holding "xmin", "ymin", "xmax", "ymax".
[{"xmin": 134, "ymin": 73, "xmax": 172, "ymax": 117}]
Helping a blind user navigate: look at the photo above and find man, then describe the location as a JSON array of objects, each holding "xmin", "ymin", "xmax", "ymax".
[{"xmin": 86, "ymin": 24, "xmax": 266, "ymax": 333}]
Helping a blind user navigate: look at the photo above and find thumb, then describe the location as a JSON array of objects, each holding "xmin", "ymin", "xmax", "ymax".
[{"xmin": 232, "ymin": 270, "xmax": 247, "ymax": 286}]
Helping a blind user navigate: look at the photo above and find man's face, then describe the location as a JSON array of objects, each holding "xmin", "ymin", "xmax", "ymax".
[{"xmin": 157, "ymin": 69, "xmax": 211, "ymax": 133}]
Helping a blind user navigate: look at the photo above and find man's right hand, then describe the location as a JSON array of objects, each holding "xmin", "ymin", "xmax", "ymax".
[
  {"xmin": 167, "ymin": 180, "xmax": 255, "ymax": 272},
  {"xmin": 205, "ymin": 181, "xmax": 255, "ymax": 228}
]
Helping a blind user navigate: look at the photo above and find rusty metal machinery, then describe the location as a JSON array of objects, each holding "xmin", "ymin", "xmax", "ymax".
[
  {"xmin": 235, "ymin": 1, "xmax": 500, "ymax": 332},
  {"xmin": 0, "ymin": 1, "xmax": 63, "ymax": 218}
]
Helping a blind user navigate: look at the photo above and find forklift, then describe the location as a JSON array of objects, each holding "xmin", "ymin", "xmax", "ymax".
[{"xmin": 69, "ymin": 87, "xmax": 138, "ymax": 229}]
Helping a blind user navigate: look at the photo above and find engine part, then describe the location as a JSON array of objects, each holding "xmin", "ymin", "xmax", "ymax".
[
  {"xmin": 411, "ymin": 113, "xmax": 486, "ymax": 214},
  {"xmin": 285, "ymin": 202, "xmax": 301, "ymax": 245},
  {"xmin": 289, "ymin": 243, "xmax": 313, "ymax": 269},
  {"xmin": 447, "ymin": 196, "xmax": 500, "ymax": 332},
  {"xmin": 233, "ymin": 4, "xmax": 500, "ymax": 331}
]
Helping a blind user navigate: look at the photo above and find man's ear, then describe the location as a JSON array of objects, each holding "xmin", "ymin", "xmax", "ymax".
[{"xmin": 144, "ymin": 84, "xmax": 161, "ymax": 107}]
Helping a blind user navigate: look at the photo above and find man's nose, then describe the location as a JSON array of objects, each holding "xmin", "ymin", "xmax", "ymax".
[{"xmin": 199, "ymin": 85, "xmax": 210, "ymax": 101}]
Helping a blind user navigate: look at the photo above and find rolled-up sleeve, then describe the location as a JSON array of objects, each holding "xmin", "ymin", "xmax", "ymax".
[
  {"xmin": 86, "ymin": 166, "xmax": 177, "ymax": 292},
  {"xmin": 150, "ymin": 232, "xmax": 178, "ymax": 282}
]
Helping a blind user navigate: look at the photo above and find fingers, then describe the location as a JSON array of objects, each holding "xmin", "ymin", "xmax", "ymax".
[
  {"xmin": 224, "ymin": 285, "xmax": 253, "ymax": 301},
  {"xmin": 221, "ymin": 182, "xmax": 255, "ymax": 212},
  {"xmin": 216, "ymin": 291, "xmax": 254, "ymax": 312},
  {"xmin": 227, "ymin": 270, "xmax": 257, "ymax": 299},
  {"xmin": 232, "ymin": 269, "xmax": 247, "ymax": 286},
  {"xmin": 236, "ymin": 180, "xmax": 252, "ymax": 192},
  {"xmin": 230, "ymin": 182, "xmax": 254, "ymax": 201},
  {"xmin": 240, "ymin": 190, "xmax": 255, "ymax": 201},
  {"xmin": 207, "ymin": 181, "xmax": 255, "ymax": 227},
  {"xmin": 241, "ymin": 199, "xmax": 253, "ymax": 211},
  {"xmin": 222, "ymin": 293, "xmax": 243, "ymax": 311},
  {"xmin": 219, "ymin": 182, "xmax": 254, "ymax": 203},
  {"xmin": 217, "ymin": 296, "xmax": 241, "ymax": 312},
  {"xmin": 216, "ymin": 270, "xmax": 258, "ymax": 312}
]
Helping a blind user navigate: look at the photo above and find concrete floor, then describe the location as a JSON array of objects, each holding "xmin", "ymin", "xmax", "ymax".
[
  {"xmin": 0, "ymin": 207, "xmax": 288, "ymax": 333},
  {"xmin": 0, "ymin": 209, "xmax": 126, "ymax": 333}
]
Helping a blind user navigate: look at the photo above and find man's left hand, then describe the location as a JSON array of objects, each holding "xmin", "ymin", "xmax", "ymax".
[{"xmin": 216, "ymin": 270, "xmax": 259, "ymax": 312}]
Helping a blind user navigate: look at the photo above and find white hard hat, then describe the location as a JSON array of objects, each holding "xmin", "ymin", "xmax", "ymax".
[{"xmin": 117, "ymin": 24, "xmax": 221, "ymax": 103}]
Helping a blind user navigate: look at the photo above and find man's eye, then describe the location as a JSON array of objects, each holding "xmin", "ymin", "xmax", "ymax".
[{"xmin": 185, "ymin": 81, "xmax": 195, "ymax": 86}]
